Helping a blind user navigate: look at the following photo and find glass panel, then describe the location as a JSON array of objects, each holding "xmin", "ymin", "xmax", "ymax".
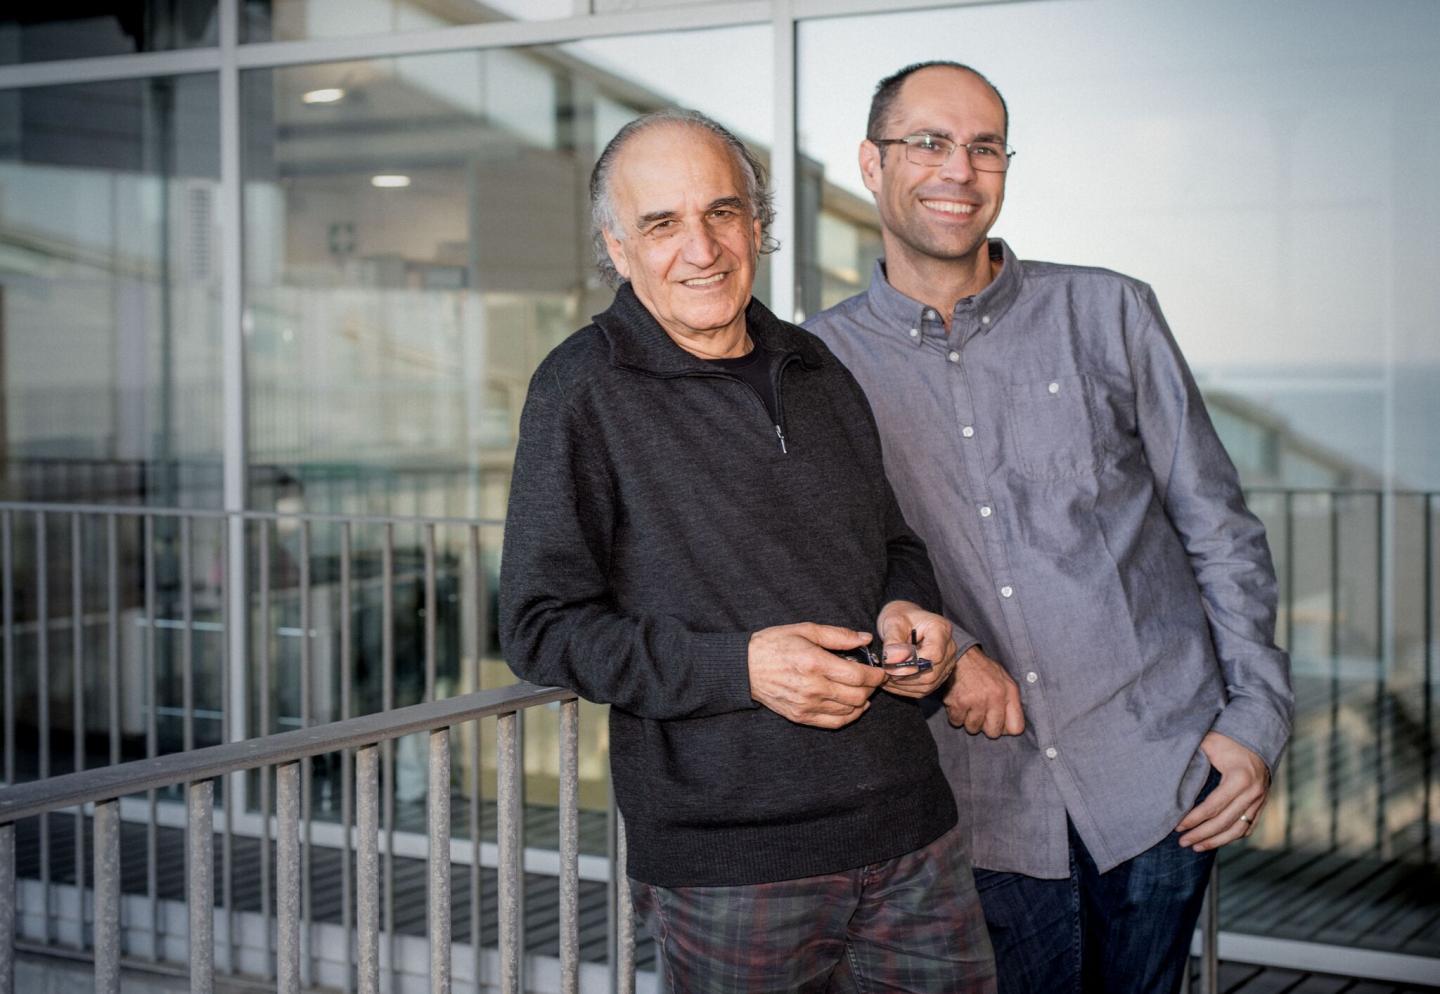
[
  {"xmin": 799, "ymin": 0, "xmax": 1439, "ymax": 960},
  {"xmin": 0, "ymin": 74, "xmax": 222, "ymax": 505},
  {"xmin": 242, "ymin": 0, "xmax": 578, "ymax": 43},
  {"xmin": 0, "ymin": 3, "xmax": 218, "ymax": 65},
  {"xmin": 241, "ymin": 28, "xmax": 771, "ymax": 829}
]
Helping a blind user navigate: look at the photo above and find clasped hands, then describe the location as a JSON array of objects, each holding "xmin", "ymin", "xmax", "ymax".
[{"xmin": 746, "ymin": 600, "xmax": 957, "ymax": 729}]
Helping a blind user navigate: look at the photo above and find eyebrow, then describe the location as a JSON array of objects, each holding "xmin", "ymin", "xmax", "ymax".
[
  {"xmin": 635, "ymin": 196, "xmax": 747, "ymax": 229},
  {"xmin": 910, "ymin": 128, "xmax": 1006, "ymax": 144}
]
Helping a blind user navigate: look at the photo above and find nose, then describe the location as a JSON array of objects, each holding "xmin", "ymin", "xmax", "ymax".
[
  {"xmin": 936, "ymin": 144, "xmax": 977, "ymax": 184},
  {"xmin": 680, "ymin": 221, "xmax": 722, "ymax": 267}
]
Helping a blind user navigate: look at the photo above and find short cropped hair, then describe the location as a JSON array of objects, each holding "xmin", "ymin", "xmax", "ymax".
[
  {"xmin": 589, "ymin": 109, "xmax": 778, "ymax": 288},
  {"xmin": 867, "ymin": 60, "xmax": 1009, "ymax": 150}
]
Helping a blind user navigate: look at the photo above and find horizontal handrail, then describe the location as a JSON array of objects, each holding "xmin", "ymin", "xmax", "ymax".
[
  {"xmin": 0, "ymin": 682, "xmax": 574, "ymax": 824},
  {"xmin": 0, "ymin": 499, "xmax": 506, "ymax": 529}
]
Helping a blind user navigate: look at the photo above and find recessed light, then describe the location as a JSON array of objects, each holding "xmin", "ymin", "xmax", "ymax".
[
  {"xmin": 371, "ymin": 174, "xmax": 412, "ymax": 189},
  {"xmin": 302, "ymin": 87, "xmax": 345, "ymax": 104}
]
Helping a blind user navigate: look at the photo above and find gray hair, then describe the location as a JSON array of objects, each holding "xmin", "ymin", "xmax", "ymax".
[{"xmin": 589, "ymin": 109, "xmax": 778, "ymax": 288}]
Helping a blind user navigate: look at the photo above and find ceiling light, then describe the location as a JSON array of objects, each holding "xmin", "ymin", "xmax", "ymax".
[
  {"xmin": 371, "ymin": 174, "xmax": 411, "ymax": 189},
  {"xmin": 302, "ymin": 87, "xmax": 345, "ymax": 104}
]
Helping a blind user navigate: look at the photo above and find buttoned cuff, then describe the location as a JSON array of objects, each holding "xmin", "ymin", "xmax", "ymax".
[{"xmin": 1210, "ymin": 696, "xmax": 1291, "ymax": 772}]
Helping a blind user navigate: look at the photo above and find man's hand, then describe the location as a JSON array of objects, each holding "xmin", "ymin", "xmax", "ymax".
[
  {"xmin": 874, "ymin": 600, "xmax": 958, "ymax": 698},
  {"xmin": 748, "ymin": 623, "xmax": 889, "ymax": 729},
  {"xmin": 942, "ymin": 645, "xmax": 1025, "ymax": 738},
  {"xmin": 1176, "ymin": 732, "xmax": 1271, "ymax": 851}
]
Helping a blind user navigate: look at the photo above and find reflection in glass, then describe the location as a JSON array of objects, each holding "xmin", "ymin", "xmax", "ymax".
[
  {"xmin": 799, "ymin": 0, "xmax": 1439, "ymax": 958},
  {"xmin": 241, "ymin": 0, "xmax": 575, "ymax": 43},
  {"xmin": 0, "ymin": 74, "xmax": 222, "ymax": 506},
  {"xmin": 241, "ymin": 33, "xmax": 773, "ymax": 829},
  {"xmin": 0, "ymin": 3, "xmax": 218, "ymax": 65}
]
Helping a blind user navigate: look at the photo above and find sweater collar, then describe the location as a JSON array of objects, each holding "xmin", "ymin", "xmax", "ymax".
[{"xmin": 594, "ymin": 282, "xmax": 824, "ymax": 376}]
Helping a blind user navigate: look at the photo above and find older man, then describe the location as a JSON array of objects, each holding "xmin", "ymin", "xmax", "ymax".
[
  {"xmin": 806, "ymin": 63, "xmax": 1293, "ymax": 993},
  {"xmin": 499, "ymin": 109, "xmax": 996, "ymax": 992}
]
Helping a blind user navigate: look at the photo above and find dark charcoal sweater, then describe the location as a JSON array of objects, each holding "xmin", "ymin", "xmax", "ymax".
[{"xmin": 499, "ymin": 284, "xmax": 957, "ymax": 886}]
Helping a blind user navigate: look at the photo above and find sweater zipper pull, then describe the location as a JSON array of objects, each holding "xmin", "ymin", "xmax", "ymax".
[{"xmin": 775, "ymin": 424, "xmax": 788, "ymax": 454}]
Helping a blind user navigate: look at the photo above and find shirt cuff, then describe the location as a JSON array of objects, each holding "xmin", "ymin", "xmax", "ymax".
[{"xmin": 1210, "ymin": 696, "xmax": 1291, "ymax": 772}]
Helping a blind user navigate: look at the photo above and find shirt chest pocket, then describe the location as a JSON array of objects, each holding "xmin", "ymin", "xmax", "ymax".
[{"xmin": 1003, "ymin": 374, "xmax": 1100, "ymax": 480}]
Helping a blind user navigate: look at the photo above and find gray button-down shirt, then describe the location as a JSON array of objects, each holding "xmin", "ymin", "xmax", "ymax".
[{"xmin": 805, "ymin": 240, "xmax": 1293, "ymax": 877}]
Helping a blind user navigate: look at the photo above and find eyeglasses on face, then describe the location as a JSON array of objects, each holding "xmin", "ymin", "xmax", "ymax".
[{"xmin": 869, "ymin": 133, "xmax": 1015, "ymax": 173}]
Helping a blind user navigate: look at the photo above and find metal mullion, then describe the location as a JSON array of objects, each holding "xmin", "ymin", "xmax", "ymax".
[
  {"xmin": 220, "ymin": 521, "xmax": 236, "ymax": 976},
  {"xmin": 70, "ymin": 513, "xmax": 85, "ymax": 951},
  {"xmin": 770, "ymin": 0, "xmax": 797, "ymax": 322},
  {"xmin": 468, "ymin": 525, "xmax": 483, "ymax": 994},
  {"xmin": 231, "ymin": 3, "xmax": 771, "ymax": 71},
  {"xmin": 35, "ymin": 512, "xmax": 51, "ymax": 946},
  {"xmin": 182, "ymin": 517, "xmax": 195, "ymax": 754},
  {"xmin": 1282, "ymin": 492, "xmax": 1295, "ymax": 849},
  {"xmin": 425, "ymin": 523, "xmax": 437, "ymax": 703},
  {"xmin": 0, "ymin": 47, "xmax": 223, "ymax": 90},
  {"xmin": 299, "ymin": 520, "xmax": 314, "ymax": 989},
  {"xmin": 2, "ymin": 511, "xmax": 11, "ymax": 787},
  {"xmin": 340, "ymin": 522, "xmax": 355, "ymax": 994},
  {"xmin": 0, "ymin": 822, "xmax": 9, "ymax": 994},
  {"xmin": 1374, "ymin": 493, "xmax": 1387, "ymax": 855},
  {"xmin": 144, "ymin": 514, "xmax": 159, "ymax": 959},
  {"xmin": 259, "ymin": 518, "xmax": 274, "ymax": 980},
  {"xmin": 107, "ymin": 516, "xmax": 120, "ymax": 769},
  {"xmin": 382, "ymin": 523, "xmax": 396, "ymax": 990},
  {"xmin": 1424, "ymin": 493, "xmax": 1434, "ymax": 863},
  {"xmin": 1328, "ymin": 494, "xmax": 1341, "ymax": 852}
]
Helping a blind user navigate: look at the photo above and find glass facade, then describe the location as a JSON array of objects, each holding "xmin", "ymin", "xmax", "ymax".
[
  {"xmin": 0, "ymin": 73, "xmax": 222, "ymax": 505},
  {"xmin": 0, "ymin": 3, "xmax": 219, "ymax": 65},
  {"xmin": 0, "ymin": 0, "xmax": 1435, "ymax": 976}
]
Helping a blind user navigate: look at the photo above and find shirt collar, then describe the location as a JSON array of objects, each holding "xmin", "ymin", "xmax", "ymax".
[
  {"xmin": 864, "ymin": 238, "xmax": 1024, "ymax": 346},
  {"xmin": 594, "ymin": 281, "xmax": 824, "ymax": 377}
]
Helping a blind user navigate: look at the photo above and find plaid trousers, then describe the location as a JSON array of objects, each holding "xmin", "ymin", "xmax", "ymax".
[{"xmin": 632, "ymin": 825, "xmax": 996, "ymax": 994}]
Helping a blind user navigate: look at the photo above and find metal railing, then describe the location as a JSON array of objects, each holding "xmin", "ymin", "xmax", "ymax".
[
  {"xmin": 0, "ymin": 682, "xmax": 632, "ymax": 993},
  {"xmin": 0, "ymin": 486, "xmax": 1434, "ymax": 988}
]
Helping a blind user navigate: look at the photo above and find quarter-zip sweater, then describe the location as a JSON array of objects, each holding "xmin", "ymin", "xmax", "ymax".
[{"xmin": 499, "ymin": 284, "xmax": 957, "ymax": 887}]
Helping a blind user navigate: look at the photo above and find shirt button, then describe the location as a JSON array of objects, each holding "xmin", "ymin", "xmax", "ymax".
[
  {"xmin": 1045, "ymin": 746, "xmax": 1058, "ymax": 759},
  {"xmin": 979, "ymin": 505, "xmax": 993, "ymax": 518},
  {"xmin": 1026, "ymin": 671, "xmax": 1038, "ymax": 684},
  {"xmin": 909, "ymin": 327, "xmax": 920, "ymax": 338},
  {"xmin": 961, "ymin": 426, "xmax": 975, "ymax": 438},
  {"xmin": 948, "ymin": 350, "xmax": 960, "ymax": 363},
  {"xmin": 981, "ymin": 314, "xmax": 991, "ymax": 325},
  {"xmin": 1000, "ymin": 585, "xmax": 1013, "ymax": 598},
  {"xmin": 1048, "ymin": 381, "xmax": 1060, "ymax": 394}
]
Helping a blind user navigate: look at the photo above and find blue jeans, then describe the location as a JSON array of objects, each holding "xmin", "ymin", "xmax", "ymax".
[{"xmin": 973, "ymin": 773, "xmax": 1218, "ymax": 994}]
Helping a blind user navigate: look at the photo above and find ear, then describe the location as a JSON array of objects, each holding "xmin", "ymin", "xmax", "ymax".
[
  {"xmin": 603, "ymin": 228, "xmax": 631, "ymax": 280},
  {"xmin": 750, "ymin": 214, "xmax": 762, "ymax": 256},
  {"xmin": 859, "ymin": 138, "xmax": 884, "ymax": 196}
]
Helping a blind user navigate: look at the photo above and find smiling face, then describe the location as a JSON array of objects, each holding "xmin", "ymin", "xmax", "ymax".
[
  {"xmin": 602, "ymin": 124, "xmax": 762, "ymax": 355},
  {"xmin": 859, "ymin": 66, "xmax": 1008, "ymax": 278}
]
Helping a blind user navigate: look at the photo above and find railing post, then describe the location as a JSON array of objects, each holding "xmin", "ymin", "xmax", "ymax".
[
  {"xmin": 616, "ymin": 813, "xmax": 635, "ymax": 994},
  {"xmin": 558, "ymin": 699, "xmax": 580, "ymax": 994},
  {"xmin": 189, "ymin": 780, "xmax": 215, "ymax": 994},
  {"xmin": 497, "ymin": 711, "xmax": 521, "ymax": 994},
  {"xmin": 1201, "ymin": 862, "xmax": 1219, "ymax": 994},
  {"xmin": 94, "ymin": 799, "xmax": 121, "ymax": 994},
  {"xmin": 277, "ymin": 762, "xmax": 301, "ymax": 994},
  {"xmin": 0, "ymin": 822, "xmax": 14, "ymax": 994},
  {"xmin": 357, "ymin": 745, "xmax": 380, "ymax": 994},
  {"xmin": 428, "ymin": 728, "xmax": 452, "ymax": 994}
]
